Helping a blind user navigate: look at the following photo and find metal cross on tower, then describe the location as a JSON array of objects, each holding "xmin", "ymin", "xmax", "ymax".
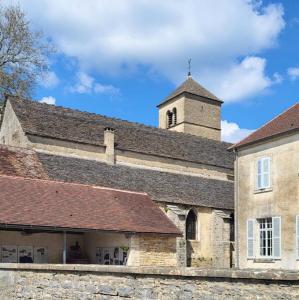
[{"xmin": 188, "ymin": 58, "xmax": 192, "ymax": 77}]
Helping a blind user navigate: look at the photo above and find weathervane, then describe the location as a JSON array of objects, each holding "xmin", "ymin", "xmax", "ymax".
[{"xmin": 188, "ymin": 58, "xmax": 192, "ymax": 77}]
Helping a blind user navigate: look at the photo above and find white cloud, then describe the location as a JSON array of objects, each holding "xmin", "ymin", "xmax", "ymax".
[
  {"xmin": 7, "ymin": 0, "xmax": 285, "ymax": 102},
  {"xmin": 287, "ymin": 67, "xmax": 299, "ymax": 81},
  {"xmin": 70, "ymin": 72, "xmax": 120, "ymax": 95},
  {"xmin": 40, "ymin": 71, "xmax": 59, "ymax": 88},
  {"xmin": 39, "ymin": 96, "xmax": 56, "ymax": 105},
  {"xmin": 94, "ymin": 83, "xmax": 120, "ymax": 96},
  {"xmin": 221, "ymin": 120, "xmax": 255, "ymax": 143},
  {"xmin": 208, "ymin": 56, "xmax": 282, "ymax": 102},
  {"xmin": 70, "ymin": 72, "xmax": 94, "ymax": 94}
]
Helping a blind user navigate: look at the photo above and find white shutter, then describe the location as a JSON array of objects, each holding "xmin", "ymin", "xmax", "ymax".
[
  {"xmin": 256, "ymin": 157, "xmax": 271, "ymax": 189},
  {"xmin": 296, "ymin": 216, "xmax": 299, "ymax": 258},
  {"xmin": 272, "ymin": 216, "xmax": 281, "ymax": 258},
  {"xmin": 247, "ymin": 219, "xmax": 254, "ymax": 258},
  {"xmin": 257, "ymin": 159, "xmax": 262, "ymax": 189},
  {"xmin": 263, "ymin": 157, "xmax": 270, "ymax": 188}
]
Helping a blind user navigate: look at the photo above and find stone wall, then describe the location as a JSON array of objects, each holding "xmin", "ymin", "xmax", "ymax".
[
  {"xmin": 165, "ymin": 205, "xmax": 233, "ymax": 268},
  {"xmin": 158, "ymin": 94, "xmax": 221, "ymax": 141},
  {"xmin": 129, "ymin": 235, "xmax": 177, "ymax": 267},
  {"xmin": 0, "ymin": 100, "xmax": 29, "ymax": 147},
  {"xmin": 1, "ymin": 264, "xmax": 299, "ymax": 299}
]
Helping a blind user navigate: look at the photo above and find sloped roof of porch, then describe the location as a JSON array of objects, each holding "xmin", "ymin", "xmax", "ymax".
[{"xmin": 0, "ymin": 175, "xmax": 181, "ymax": 236}]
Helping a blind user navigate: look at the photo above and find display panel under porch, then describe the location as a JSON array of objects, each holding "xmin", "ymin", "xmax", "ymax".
[{"xmin": 0, "ymin": 229, "xmax": 177, "ymax": 266}]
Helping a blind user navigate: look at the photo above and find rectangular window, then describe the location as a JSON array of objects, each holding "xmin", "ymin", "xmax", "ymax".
[
  {"xmin": 259, "ymin": 218, "xmax": 273, "ymax": 257},
  {"xmin": 257, "ymin": 217, "xmax": 281, "ymax": 258},
  {"xmin": 256, "ymin": 157, "xmax": 271, "ymax": 190}
]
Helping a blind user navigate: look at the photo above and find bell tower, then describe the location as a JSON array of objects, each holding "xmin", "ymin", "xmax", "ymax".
[{"xmin": 157, "ymin": 75, "xmax": 222, "ymax": 141}]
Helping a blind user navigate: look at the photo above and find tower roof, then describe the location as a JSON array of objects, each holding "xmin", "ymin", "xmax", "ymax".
[{"xmin": 157, "ymin": 76, "xmax": 222, "ymax": 107}]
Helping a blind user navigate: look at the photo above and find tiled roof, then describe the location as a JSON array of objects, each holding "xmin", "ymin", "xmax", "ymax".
[
  {"xmin": 7, "ymin": 96, "xmax": 234, "ymax": 170},
  {"xmin": 37, "ymin": 152, "xmax": 234, "ymax": 210},
  {"xmin": 0, "ymin": 145, "xmax": 234, "ymax": 209},
  {"xmin": 0, "ymin": 145, "xmax": 48, "ymax": 179},
  {"xmin": 232, "ymin": 102, "xmax": 299, "ymax": 149},
  {"xmin": 157, "ymin": 77, "xmax": 222, "ymax": 106},
  {"xmin": 0, "ymin": 175, "xmax": 181, "ymax": 235}
]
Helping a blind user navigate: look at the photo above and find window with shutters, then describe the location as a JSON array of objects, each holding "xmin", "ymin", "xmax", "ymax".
[
  {"xmin": 247, "ymin": 217, "xmax": 281, "ymax": 259},
  {"xmin": 257, "ymin": 217, "xmax": 281, "ymax": 258},
  {"xmin": 256, "ymin": 157, "xmax": 271, "ymax": 190}
]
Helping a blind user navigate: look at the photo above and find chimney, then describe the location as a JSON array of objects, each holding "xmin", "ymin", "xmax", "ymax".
[{"xmin": 104, "ymin": 127, "xmax": 115, "ymax": 164}]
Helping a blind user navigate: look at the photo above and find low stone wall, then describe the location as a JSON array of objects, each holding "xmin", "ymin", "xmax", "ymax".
[{"xmin": 1, "ymin": 264, "xmax": 299, "ymax": 299}]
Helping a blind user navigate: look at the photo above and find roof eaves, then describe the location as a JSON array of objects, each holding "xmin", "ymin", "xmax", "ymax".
[
  {"xmin": 157, "ymin": 91, "xmax": 223, "ymax": 108},
  {"xmin": 0, "ymin": 223, "xmax": 181, "ymax": 236},
  {"xmin": 230, "ymin": 127, "xmax": 299, "ymax": 151},
  {"xmin": 230, "ymin": 102, "xmax": 299, "ymax": 150}
]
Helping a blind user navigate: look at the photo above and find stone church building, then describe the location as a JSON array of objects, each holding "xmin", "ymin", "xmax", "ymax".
[{"xmin": 0, "ymin": 76, "xmax": 234, "ymax": 267}]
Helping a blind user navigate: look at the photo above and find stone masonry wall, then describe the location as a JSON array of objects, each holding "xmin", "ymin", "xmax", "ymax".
[
  {"xmin": 129, "ymin": 235, "xmax": 177, "ymax": 267},
  {"xmin": 1, "ymin": 265, "xmax": 299, "ymax": 299}
]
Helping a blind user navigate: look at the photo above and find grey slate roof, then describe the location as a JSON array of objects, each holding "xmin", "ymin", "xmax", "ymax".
[
  {"xmin": 8, "ymin": 96, "xmax": 234, "ymax": 170},
  {"xmin": 37, "ymin": 152, "xmax": 234, "ymax": 210},
  {"xmin": 158, "ymin": 77, "xmax": 222, "ymax": 106}
]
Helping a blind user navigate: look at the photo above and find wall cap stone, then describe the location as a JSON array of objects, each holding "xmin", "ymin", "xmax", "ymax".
[{"xmin": 1, "ymin": 264, "xmax": 299, "ymax": 281}]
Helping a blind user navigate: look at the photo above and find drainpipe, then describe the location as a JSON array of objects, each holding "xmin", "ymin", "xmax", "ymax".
[
  {"xmin": 104, "ymin": 127, "xmax": 115, "ymax": 164},
  {"xmin": 234, "ymin": 150, "xmax": 239, "ymax": 268}
]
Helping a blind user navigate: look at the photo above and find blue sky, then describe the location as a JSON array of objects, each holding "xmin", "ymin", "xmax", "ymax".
[{"xmin": 4, "ymin": 0, "xmax": 299, "ymax": 142}]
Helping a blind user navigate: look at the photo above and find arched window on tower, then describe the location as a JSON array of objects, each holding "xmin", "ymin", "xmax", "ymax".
[
  {"xmin": 167, "ymin": 110, "xmax": 173, "ymax": 128},
  {"xmin": 186, "ymin": 210, "xmax": 197, "ymax": 240},
  {"xmin": 172, "ymin": 107, "xmax": 177, "ymax": 125}
]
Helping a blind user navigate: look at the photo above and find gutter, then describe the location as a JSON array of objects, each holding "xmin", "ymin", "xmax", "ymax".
[{"xmin": 0, "ymin": 224, "xmax": 181, "ymax": 237}]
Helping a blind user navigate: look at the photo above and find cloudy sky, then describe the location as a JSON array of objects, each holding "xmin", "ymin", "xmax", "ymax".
[{"xmin": 4, "ymin": 0, "xmax": 299, "ymax": 142}]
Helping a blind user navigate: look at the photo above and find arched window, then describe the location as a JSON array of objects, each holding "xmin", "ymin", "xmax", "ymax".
[
  {"xmin": 167, "ymin": 110, "xmax": 173, "ymax": 128},
  {"xmin": 186, "ymin": 210, "xmax": 197, "ymax": 240},
  {"xmin": 172, "ymin": 108, "xmax": 177, "ymax": 125}
]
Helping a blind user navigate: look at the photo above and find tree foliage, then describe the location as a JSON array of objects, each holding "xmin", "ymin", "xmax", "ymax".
[{"xmin": 0, "ymin": 5, "xmax": 53, "ymax": 100}]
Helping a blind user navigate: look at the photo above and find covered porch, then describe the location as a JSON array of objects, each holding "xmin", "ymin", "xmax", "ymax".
[{"xmin": 0, "ymin": 175, "xmax": 180, "ymax": 266}]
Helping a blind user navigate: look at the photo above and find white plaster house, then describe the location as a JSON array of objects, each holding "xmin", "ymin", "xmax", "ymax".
[{"xmin": 232, "ymin": 102, "xmax": 299, "ymax": 269}]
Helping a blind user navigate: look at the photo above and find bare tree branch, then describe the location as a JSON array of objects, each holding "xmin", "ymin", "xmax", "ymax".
[{"xmin": 0, "ymin": 5, "xmax": 54, "ymax": 100}]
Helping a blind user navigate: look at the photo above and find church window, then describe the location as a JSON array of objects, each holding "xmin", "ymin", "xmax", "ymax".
[
  {"xmin": 167, "ymin": 111, "xmax": 173, "ymax": 128},
  {"xmin": 186, "ymin": 210, "xmax": 197, "ymax": 240},
  {"xmin": 172, "ymin": 108, "xmax": 177, "ymax": 125}
]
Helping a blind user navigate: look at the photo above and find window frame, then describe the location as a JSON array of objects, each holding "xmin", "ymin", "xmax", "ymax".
[{"xmin": 258, "ymin": 218, "xmax": 273, "ymax": 257}]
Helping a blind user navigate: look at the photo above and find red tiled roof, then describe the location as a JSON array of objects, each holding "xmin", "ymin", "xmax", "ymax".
[
  {"xmin": 0, "ymin": 175, "xmax": 181, "ymax": 235},
  {"xmin": 231, "ymin": 102, "xmax": 299, "ymax": 149}
]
